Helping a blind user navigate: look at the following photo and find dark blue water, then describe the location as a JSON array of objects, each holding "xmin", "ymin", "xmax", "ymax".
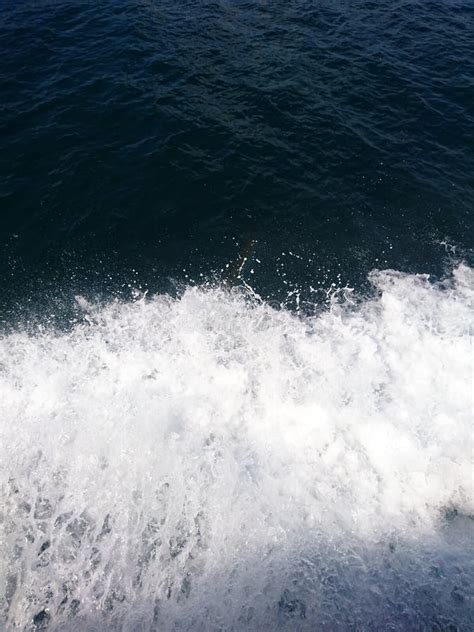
[
  {"xmin": 1, "ymin": 2, "xmax": 474, "ymax": 631},
  {"xmin": 1, "ymin": 0, "xmax": 473, "ymax": 318}
]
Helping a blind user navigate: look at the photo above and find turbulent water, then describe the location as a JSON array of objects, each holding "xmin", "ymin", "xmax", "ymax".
[
  {"xmin": 1, "ymin": 0, "xmax": 474, "ymax": 629},
  {"xmin": 1, "ymin": 265, "xmax": 473, "ymax": 630}
]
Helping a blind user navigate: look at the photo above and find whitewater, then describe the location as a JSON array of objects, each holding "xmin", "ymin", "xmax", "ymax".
[{"xmin": 0, "ymin": 265, "xmax": 473, "ymax": 631}]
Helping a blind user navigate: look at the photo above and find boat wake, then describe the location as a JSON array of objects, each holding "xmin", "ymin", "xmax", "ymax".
[{"xmin": 1, "ymin": 265, "xmax": 473, "ymax": 630}]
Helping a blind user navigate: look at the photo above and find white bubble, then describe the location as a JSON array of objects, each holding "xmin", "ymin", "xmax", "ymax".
[{"xmin": 1, "ymin": 265, "xmax": 473, "ymax": 630}]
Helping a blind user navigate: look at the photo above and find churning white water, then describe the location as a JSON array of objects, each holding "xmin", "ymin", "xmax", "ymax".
[{"xmin": 1, "ymin": 265, "xmax": 473, "ymax": 631}]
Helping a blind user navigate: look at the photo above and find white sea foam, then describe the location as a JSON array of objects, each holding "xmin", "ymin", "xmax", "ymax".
[{"xmin": 0, "ymin": 265, "xmax": 473, "ymax": 630}]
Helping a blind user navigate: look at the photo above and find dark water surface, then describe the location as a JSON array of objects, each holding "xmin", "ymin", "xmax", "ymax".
[
  {"xmin": 1, "ymin": 3, "xmax": 474, "ymax": 632},
  {"xmin": 1, "ymin": 0, "xmax": 473, "ymax": 314}
]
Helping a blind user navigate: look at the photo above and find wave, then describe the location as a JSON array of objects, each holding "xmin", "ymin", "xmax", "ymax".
[{"xmin": 1, "ymin": 265, "xmax": 473, "ymax": 631}]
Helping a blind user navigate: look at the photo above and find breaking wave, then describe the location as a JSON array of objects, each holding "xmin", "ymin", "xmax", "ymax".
[{"xmin": 1, "ymin": 265, "xmax": 473, "ymax": 631}]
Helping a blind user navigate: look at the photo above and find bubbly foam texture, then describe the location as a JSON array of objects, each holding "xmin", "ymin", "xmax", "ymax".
[{"xmin": 1, "ymin": 266, "xmax": 473, "ymax": 631}]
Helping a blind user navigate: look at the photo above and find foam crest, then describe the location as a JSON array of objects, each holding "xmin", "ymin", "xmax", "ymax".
[{"xmin": 1, "ymin": 265, "xmax": 473, "ymax": 630}]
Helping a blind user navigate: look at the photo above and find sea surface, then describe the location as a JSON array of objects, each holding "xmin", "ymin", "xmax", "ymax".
[{"xmin": 0, "ymin": 1, "xmax": 473, "ymax": 630}]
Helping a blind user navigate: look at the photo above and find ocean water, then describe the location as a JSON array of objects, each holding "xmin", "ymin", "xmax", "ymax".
[{"xmin": 0, "ymin": 1, "xmax": 473, "ymax": 630}]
